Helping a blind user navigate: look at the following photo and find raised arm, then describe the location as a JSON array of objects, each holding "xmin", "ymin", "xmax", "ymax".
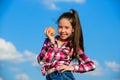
[{"xmin": 37, "ymin": 38, "xmax": 56, "ymax": 64}]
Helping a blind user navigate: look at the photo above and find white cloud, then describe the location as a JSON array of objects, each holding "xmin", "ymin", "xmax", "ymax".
[
  {"xmin": 10, "ymin": 67, "xmax": 21, "ymax": 72},
  {"xmin": 16, "ymin": 73, "xmax": 30, "ymax": 80},
  {"xmin": 85, "ymin": 60, "xmax": 104, "ymax": 76},
  {"xmin": 0, "ymin": 77, "xmax": 3, "ymax": 80},
  {"xmin": 0, "ymin": 38, "xmax": 38, "ymax": 67},
  {"xmin": 24, "ymin": 50, "xmax": 39, "ymax": 66},
  {"xmin": 41, "ymin": 0, "xmax": 86, "ymax": 10},
  {"xmin": 43, "ymin": 0, "xmax": 59, "ymax": 10},
  {"xmin": 0, "ymin": 38, "xmax": 25, "ymax": 63},
  {"xmin": 105, "ymin": 61, "xmax": 120, "ymax": 72},
  {"xmin": 53, "ymin": 0, "xmax": 86, "ymax": 3}
]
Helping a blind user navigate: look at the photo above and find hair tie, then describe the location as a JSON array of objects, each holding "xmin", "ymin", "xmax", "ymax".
[{"xmin": 69, "ymin": 10, "xmax": 73, "ymax": 14}]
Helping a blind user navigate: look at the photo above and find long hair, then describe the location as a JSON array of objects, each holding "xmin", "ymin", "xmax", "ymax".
[{"xmin": 57, "ymin": 9, "xmax": 84, "ymax": 59}]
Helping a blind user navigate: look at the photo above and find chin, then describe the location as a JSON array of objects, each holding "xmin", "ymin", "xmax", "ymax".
[{"xmin": 60, "ymin": 37, "xmax": 68, "ymax": 41}]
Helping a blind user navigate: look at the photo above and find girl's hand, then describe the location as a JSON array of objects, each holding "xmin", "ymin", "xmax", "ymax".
[
  {"xmin": 58, "ymin": 64, "xmax": 74, "ymax": 72},
  {"xmin": 44, "ymin": 26, "xmax": 56, "ymax": 43}
]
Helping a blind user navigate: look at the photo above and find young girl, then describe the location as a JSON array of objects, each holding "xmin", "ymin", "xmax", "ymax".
[{"xmin": 37, "ymin": 9, "xmax": 96, "ymax": 80}]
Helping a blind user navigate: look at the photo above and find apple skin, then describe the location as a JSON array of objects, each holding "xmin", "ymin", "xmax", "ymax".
[{"xmin": 47, "ymin": 27, "xmax": 56, "ymax": 36}]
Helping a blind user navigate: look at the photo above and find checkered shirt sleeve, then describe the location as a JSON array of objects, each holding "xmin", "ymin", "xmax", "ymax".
[{"xmin": 72, "ymin": 48, "xmax": 96, "ymax": 73}]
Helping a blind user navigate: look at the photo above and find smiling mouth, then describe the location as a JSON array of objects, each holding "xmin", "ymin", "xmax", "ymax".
[{"xmin": 60, "ymin": 34, "xmax": 66, "ymax": 37}]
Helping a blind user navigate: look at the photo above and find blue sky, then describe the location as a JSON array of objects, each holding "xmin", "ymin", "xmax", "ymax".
[{"xmin": 0, "ymin": 0, "xmax": 120, "ymax": 80}]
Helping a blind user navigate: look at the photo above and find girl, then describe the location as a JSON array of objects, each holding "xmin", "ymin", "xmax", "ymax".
[{"xmin": 37, "ymin": 9, "xmax": 96, "ymax": 80}]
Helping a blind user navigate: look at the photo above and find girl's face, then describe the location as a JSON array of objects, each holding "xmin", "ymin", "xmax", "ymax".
[{"xmin": 58, "ymin": 18, "xmax": 74, "ymax": 41}]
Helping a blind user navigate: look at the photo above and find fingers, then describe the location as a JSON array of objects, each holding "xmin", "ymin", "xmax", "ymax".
[
  {"xmin": 44, "ymin": 28, "xmax": 47, "ymax": 34},
  {"xmin": 45, "ymin": 26, "xmax": 56, "ymax": 37},
  {"xmin": 44, "ymin": 27, "xmax": 53, "ymax": 37},
  {"xmin": 58, "ymin": 64, "xmax": 73, "ymax": 73},
  {"xmin": 44, "ymin": 27, "xmax": 50, "ymax": 37},
  {"xmin": 59, "ymin": 64, "xmax": 66, "ymax": 72},
  {"xmin": 44, "ymin": 28, "xmax": 47, "ymax": 35},
  {"xmin": 44, "ymin": 27, "xmax": 55, "ymax": 43}
]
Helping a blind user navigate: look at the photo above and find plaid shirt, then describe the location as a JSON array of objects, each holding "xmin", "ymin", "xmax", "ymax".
[{"xmin": 37, "ymin": 37, "xmax": 96, "ymax": 75}]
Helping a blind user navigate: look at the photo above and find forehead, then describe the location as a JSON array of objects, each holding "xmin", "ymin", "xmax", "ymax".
[{"xmin": 58, "ymin": 18, "xmax": 72, "ymax": 26}]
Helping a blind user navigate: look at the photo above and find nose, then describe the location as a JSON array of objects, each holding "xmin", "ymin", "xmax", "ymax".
[{"xmin": 61, "ymin": 28, "xmax": 65, "ymax": 32}]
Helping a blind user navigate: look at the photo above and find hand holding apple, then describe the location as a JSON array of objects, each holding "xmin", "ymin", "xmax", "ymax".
[
  {"xmin": 46, "ymin": 26, "xmax": 56, "ymax": 36},
  {"xmin": 45, "ymin": 26, "xmax": 56, "ymax": 43}
]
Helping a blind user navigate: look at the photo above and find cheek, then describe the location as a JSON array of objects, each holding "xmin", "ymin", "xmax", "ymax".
[
  {"xmin": 68, "ymin": 31, "xmax": 73, "ymax": 36},
  {"xmin": 67, "ymin": 29, "xmax": 73, "ymax": 34},
  {"xmin": 58, "ymin": 28, "xmax": 61, "ymax": 33}
]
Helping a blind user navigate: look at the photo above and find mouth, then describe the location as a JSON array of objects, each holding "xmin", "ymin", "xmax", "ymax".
[
  {"xmin": 60, "ymin": 34, "xmax": 68, "ymax": 40},
  {"xmin": 60, "ymin": 34, "xmax": 66, "ymax": 37}
]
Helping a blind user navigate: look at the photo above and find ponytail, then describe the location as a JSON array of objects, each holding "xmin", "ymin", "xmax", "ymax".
[{"xmin": 70, "ymin": 9, "xmax": 84, "ymax": 59}]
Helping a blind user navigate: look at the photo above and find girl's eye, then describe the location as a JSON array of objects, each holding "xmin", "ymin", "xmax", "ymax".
[
  {"xmin": 58, "ymin": 26, "xmax": 62, "ymax": 28},
  {"xmin": 65, "ymin": 26, "xmax": 69, "ymax": 29}
]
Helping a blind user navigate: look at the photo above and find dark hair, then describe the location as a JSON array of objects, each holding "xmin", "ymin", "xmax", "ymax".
[{"xmin": 57, "ymin": 9, "xmax": 84, "ymax": 59}]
